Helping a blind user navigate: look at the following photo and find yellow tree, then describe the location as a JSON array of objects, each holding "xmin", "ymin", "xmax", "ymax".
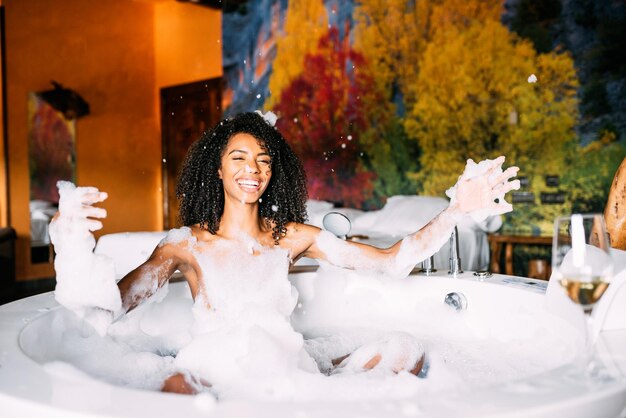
[
  {"xmin": 405, "ymin": 16, "xmax": 578, "ymax": 203},
  {"xmin": 353, "ymin": 0, "xmax": 432, "ymax": 108},
  {"xmin": 266, "ymin": 0, "xmax": 328, "ymax": 109},
  {"xmin": 353, "ymin": 0, "xmax": 502, "ymax": 109},
  {"xmin": 351, "ymin": 0, "xmax": 437, "ymax": 203},
  {"xmin": 427, "ymin": 0, "xmax": 502, "ymax": 35},
  {"xmin": 351, "ymin": 0, "xmax": 505, "ymax": 202}
]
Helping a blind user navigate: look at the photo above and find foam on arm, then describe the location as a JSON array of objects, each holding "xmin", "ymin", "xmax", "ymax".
[
  {"xmin": 116, "ymin": 229, "xmax": 190, "ymax": 316},
  {"xmin": 314, "ymin": 156, "xmax": 520, "ymax": 279},
  {"xmin": 315, "ymin": 208, "xmax": 463, "ymax": 279},
  {"xmin": 48, "ymin": 181, "xmax": 121, "ymax": 335}
]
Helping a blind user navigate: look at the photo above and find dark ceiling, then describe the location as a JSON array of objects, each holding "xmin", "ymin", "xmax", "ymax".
[{"xmin": 176, "ymin": 0, "xmax": 249, "ymax": 9}]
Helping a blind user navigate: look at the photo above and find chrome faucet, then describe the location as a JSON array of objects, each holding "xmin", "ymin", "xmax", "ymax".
[
  {"xmin": 419, "ymin": 255, "xmax": 437, "ymax": 275},
  {"xmin": 448, "ymin": 226, "xmax": 463, "ymax": 275}
]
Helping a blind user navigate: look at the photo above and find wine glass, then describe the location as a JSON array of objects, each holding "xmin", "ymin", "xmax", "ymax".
[{"xmin": 552, "ymin": 214, "xmax": 613, "ymax": 373}]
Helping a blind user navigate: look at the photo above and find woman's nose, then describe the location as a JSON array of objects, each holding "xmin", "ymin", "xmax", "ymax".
[{"xmin": 244, "ymin": 162, "xmax": 259, "ymax": 174}]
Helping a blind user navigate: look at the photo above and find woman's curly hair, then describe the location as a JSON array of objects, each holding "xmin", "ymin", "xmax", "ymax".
[{"xmin": 176, "ymin": 112, "xmax": 308, "ymax": 244}]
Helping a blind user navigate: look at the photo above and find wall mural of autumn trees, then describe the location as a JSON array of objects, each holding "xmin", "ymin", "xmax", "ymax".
[{"xmin": 222, "ymin": 0, "xmax": 626, "ymax": 235}]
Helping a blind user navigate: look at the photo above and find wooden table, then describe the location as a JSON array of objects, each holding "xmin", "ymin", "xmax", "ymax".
[{"xmin": 488, "ymin": 234, "xmax": 553, "ymax": 276}]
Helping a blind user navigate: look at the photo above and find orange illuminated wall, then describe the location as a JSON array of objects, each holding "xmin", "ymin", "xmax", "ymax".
[
  {"xmin": 2, "ymin": 0, "xmax": 222, "ymax": 280},
  {"xmin": 155, "ymin": 2, "xmax": 222, "ymax": 89}
]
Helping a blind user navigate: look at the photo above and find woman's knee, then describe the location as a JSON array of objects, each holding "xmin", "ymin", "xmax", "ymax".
[{"xmin": 161, "ymin": 373, "xmax": 201, "ymax": 395}]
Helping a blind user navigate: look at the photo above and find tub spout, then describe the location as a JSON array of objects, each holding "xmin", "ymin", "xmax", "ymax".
[
  {"xmin": 444, "ymin": 292, "xmax": 468, "ymax": 311},
  {"xmin": 448, "ymin": 226, "xmax": 463, "ymax": 275}
]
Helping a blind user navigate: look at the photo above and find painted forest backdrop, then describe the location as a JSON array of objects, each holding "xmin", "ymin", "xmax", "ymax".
[{"xmin": 221, "ymin": 0, "xmax": 626, "ymax": 236}]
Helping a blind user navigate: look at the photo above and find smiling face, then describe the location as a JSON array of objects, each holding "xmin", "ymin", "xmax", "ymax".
[{"xmin": 218, "ymin": 133, "xmax": 272, "ymax": 205}]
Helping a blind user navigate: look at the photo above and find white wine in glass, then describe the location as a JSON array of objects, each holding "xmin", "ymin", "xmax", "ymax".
[{"xmin": 552, "ymin": 214, "xmax": 613, "ymax": 371}]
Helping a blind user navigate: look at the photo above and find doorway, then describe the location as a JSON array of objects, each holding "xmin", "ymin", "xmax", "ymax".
[{"xmin": 160, "ymin": 78, "xmax": 222, "ymax": 229}]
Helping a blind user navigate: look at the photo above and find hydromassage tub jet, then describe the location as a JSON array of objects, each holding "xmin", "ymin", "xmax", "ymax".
[{"xmin": 1, "ymin": 261, "xmax": 626, "ymax": 418}]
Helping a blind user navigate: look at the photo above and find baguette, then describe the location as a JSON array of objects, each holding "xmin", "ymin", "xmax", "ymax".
[{"xmin": 605, "ymin": 157, "xmax": 626, "ymax": 250}]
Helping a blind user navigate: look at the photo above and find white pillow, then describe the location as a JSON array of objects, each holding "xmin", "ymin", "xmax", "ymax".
[{"xmin": 366, "ymin": 195, "xmax": 449, "ymax": 236}]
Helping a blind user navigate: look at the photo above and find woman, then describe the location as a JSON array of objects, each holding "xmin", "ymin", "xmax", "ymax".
[{"xmin": 50, "ymin": 111, "xmax": 520, "ymax": 396}]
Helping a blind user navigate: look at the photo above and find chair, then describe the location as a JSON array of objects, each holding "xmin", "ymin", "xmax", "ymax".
[{"xmin": 605, "ymin": 157, "xmax": 626, "ymax": 250}]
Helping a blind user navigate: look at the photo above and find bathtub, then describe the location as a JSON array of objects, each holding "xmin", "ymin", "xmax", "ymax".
[{"xmin": 1, "ymin": 269, "xmax": 625, "ymax": 418}]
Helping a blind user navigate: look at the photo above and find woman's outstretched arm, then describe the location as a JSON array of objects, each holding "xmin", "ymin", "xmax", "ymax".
[
  {"xmin": 49, "ymin": 182, "xmax": 186, "ymax": 332},
  {"xmin": 294, "ymin": 156, "xmax": 520, "ymax": 278}
]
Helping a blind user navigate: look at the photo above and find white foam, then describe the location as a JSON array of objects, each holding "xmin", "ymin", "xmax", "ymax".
[
  {"xmin": 49, "ymin": 182, "xmax": 121, "ymax": 336},
  {"xmin": 315, "ymin": 212, "xmax": 458, "ymax": 279},
  {"xmin": 25, "ymin": 271, "xmax": 578, "ymax": 403},
  {"xmin": 42, "ymin": 182, "xmax": 577, "ymax": 403},
  {"xmin": 159, "ymin": 226, "xmax": 195, "ymax": 247},
  {"xmin": 445, "ymin": 157, "xmax": 514, "ymax": 223},
  {"xmin": 291, "ymin": 268, "xmax": 578, "ymax": 391}
]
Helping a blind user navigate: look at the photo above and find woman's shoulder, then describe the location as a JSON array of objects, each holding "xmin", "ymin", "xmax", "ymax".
[
  {"xmin": 160, "ymin": 226, "xmax": 194, "ymax": 244},
  {"xmin": 157, "ymin": 225, "xmax": 216, "ymax": 250},
  {"xmin": 153, "ymin": 225, "xmax": 221, "ymax": 260},
  {"xmin": 283, "ymin": 221, "xmax": 321, "ymax": 238}
]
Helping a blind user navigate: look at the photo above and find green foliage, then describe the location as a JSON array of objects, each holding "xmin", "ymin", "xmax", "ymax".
[
  {"xmin": 501, "ymin": 178, "xmax": 570, "ymax": 235},
  {"xmin": 359, "ymin": 116, "xmax": 421, "ymax": 208},
  {"xmin": 562, "ymin": 137, "xmax": 626, "ymax": 214},
  {"xmin": 503, "ymin": 132, "xmax": 626, "ymax": 235}
]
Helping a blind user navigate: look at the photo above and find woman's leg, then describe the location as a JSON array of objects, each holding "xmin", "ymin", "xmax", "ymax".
[{"xmin": 331, "ymin": 332, "xmax": 426, "ymax": 376}]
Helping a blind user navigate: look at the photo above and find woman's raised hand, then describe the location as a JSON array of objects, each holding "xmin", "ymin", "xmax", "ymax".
[
  {"xmin": 447, "ymin": 156, "xmax": 520, "ymax": 221},
  {"xmin": 56, "ymin": 181, "xmax": 108, "ymax": 229},
  {"xmin": 49, "ymin": 181, "xmax": 121, "ymax": 335},
  {"xmin": 49, "ymin": 181, "xmax": 108, "ymax": 252}
]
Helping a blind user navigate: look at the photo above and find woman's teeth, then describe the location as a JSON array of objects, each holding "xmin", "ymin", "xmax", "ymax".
[{"xmin": 237, "ymin": 179, "xmax": 259, "ymax": 188}]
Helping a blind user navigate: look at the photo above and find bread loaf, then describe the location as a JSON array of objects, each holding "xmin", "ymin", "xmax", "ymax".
[{"xmin": 605, "ymin": 157, "xmax": 626, "ymax": 250}]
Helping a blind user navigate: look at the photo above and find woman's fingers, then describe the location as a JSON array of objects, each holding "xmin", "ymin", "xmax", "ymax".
[
  {"xmin": 493, "ymin": 179, "xmax": 521, "ymax": 197},
  {"xmin": 486, "ymin": 156, "xmax": 506, "ymax": 174},
  {"xmin": 58, "ymin": 184, "xmax": 108, "ymax": 220},
  {"xmin": 81, "ymin": 206, "xmax": 107, "ymax": 219},
  {"xmin": 78, "ymin": 189, "xmax": 108, "ymax": 205},
  {"xmin": 491, "ymin": 166, "xmax": 519, "ymax": 186},
  {"xmin": 478, "ymin": 156, "xmax": 506, "ymax": 180},
  {"xmin": 493, "ymin": 155, "xmax": 506, "ymax": 165},
  {"xmin": 77, "ymin": 217, "xmax": 104, "ymax": 232}
]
